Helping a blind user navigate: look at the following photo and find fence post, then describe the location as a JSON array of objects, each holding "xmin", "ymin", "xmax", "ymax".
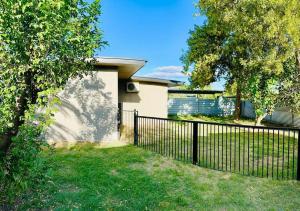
[
  {"xmin": 193, "ymin": 122, "xmax": 198, "ymax": 165},
  {"xmin": 297, "ymin": 129, "xmax": 300, "ymax": 180},
  {"xmin": 134, "ymin": 109, "xmax": 138, "ymax": 146}
]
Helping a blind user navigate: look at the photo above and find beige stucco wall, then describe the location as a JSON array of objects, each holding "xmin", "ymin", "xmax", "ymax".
[
  {"xmin": 46, "ymin": 70, "xmax": 119, "ymax": 146},
  {"xmin": 119, "ymin": 80, "xmax": 168, "ymax": 118}
]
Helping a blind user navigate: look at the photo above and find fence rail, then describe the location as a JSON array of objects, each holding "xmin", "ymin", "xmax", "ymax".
[{"xmin": 134, "ymin": 113, "xmax": 300, "ymax": 180}]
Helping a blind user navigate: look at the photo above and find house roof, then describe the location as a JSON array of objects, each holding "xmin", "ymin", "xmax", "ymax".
[
  {"xmin": 93, "ymin": 57, "xmax": 184, "ymax": 87},
  {"xmin": 131, "ymin": 76, "xmax": 184, "ymax": 87},
  {"xmin": 93, "ymin": 57, "xmax": 147, "ymax": 79},
  {"xmin": 168, "ymin": 89, "xmax": 224, "ymax": 94}
]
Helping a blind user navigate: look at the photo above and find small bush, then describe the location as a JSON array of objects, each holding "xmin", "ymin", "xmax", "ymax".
[{"xmin": 0, "ymin": 124, "xmax": 52, "ymax": 206}]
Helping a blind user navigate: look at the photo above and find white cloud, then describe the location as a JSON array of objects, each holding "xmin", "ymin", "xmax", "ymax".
[
  {"xmin": 144, "ymin": 65, "xmax": 188, "ymax": 79},
  {"xmin": 155, "ymin": 66, "xmax": 184, "ymax": 72}
]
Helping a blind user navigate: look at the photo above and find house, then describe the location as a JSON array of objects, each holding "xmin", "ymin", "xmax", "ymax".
[{"xmin": 46, "ymin": 57, "xmax": 182, "ymax": 146}]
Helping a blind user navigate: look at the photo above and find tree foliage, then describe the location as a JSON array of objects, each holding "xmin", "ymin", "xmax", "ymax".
[
  {"xmin": 0, "ymin": 0, "xmax": 105, "ymax": 204},
  {"xmin": 183, "ymin": 0, "xmax": 300, "ymax": 124},
  {"xmin": 0, "ymin": 0, "xmax": 105, "ymax": 151}
]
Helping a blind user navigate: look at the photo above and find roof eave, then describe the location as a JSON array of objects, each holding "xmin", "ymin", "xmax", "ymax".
[
  {"xmin": 91, "ymin": 57, "xmax": 147, "ymax": 79},
  {"xmin": 131, "ymin": 76, "xmax": 184, "ymax": 87}
]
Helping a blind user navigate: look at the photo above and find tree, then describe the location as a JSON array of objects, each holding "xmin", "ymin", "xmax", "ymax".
[
  {"xmin": 183, "ymin": 0, "xmax": 300, "ymax": 125},
  {"xmin": 181, "ymin": 11, "xmax": 246, "ymax": 120},
  {"xmin": 0, "ymin": 0, "xmax": 105, "ymax": 203},
  {"xmin": 0, "ymin": 0, "xmax": 105, "ymax": 154},
  {"xmin": 277, "ymin": 57, "xmax": 300, "ymax": 114}
]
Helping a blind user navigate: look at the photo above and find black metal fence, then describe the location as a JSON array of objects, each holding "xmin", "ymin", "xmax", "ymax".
[{"xmin": 133, "ymin": 112, "xmax": 300, "ymax": 180}]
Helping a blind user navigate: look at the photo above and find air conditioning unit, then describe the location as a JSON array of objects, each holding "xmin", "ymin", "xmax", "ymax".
[{"xmin": 126, "ymin": 82, "xmax": 139, "ymax": 93}]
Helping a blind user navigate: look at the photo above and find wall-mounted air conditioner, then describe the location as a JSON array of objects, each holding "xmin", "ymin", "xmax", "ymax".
[{"xmin": 126, "ymin": 82, "xmax": 139, "ymax": 93}]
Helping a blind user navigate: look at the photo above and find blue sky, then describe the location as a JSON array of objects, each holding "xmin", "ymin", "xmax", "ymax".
[{"xmin": 98, "ymin": 0, "xmax": 224, "ymax": 90}]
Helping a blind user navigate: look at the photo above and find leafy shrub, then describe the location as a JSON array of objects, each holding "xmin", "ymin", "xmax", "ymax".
[{"xmin": 0, "ymin": 123, "xmax": 52, "ymax": 206}]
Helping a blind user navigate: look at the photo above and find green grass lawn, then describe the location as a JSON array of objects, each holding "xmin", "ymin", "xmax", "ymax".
[{"xmin": 20, "ymin": 145, "xmax": 300, "ymax": 210}]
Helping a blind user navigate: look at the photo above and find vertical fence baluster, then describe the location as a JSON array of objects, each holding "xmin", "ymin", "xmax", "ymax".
[
  {"xmin": 293, "ymin": 130, "xmax": 295, "ymax": 179},
  {"xmin": 160, "ymin": 119, "xmax": 163, "ymax": 155},
  {"xmin": 144, "ymin": 117, "xmax": 146, "ymax": 149},
  {"xmin": 226, "ymin": 126, "xmax": 228, "ymax": 172},
  {"xmin": 148, "ymin": 118, "xmax": 150, "ymax": 151},
  {"xmin": 144, "ymin": 117, "xmax": 147, "ymax": 148},
  {"xmin": 158, "ymin": 119, "xmax": 160, "ymax": 154},
  {"xmin": 156, "ymin": 118, "xmax": 158, "ymax": 152},
  {"xmin": 262, "ymin": 129, "xmax": 265, "ymax": 178},
  {"xmin": 218, "ymin": 125, "xmax": 220, "ymax": 169},
  {"xmin": 174, "ymin": 120, "xmax": 176, "ymax": 159},
  {"xmin": 187, "ymin": 123, "xmax": 189, "ymax": 162},
  {"xmin": 209, "ymin": 124, "xmax": 212, "ymax": 168},
  {"xmin": 180, "ymin": 121, "xmax": 183, "ymax": 160},
  {"xmin": 178, "ymin": 121, "xmax": 180, "ymax": 160},
  {"xmin": 148, "ymin": 118, "xmax": 151, "ymax": 151},
  {"xmin": 242, "ymin": 127, "xmax": 245, "ymax": 175},
  {"xmin": 267, "ymin": 129, "xmax": 270, "ymax": 178},
  {"xmin": 190, "ymin": 122, "xmax": 193, "ymax": 162},
  {"xmin": 169, "ymin": 120, "xmax": 171, "ymax": 157},
  {"xmin": 287, "ymin": 130, "xmax": 290, "ymax": 179},
  {"xmin": 248, "ymin": 127, "xmax": 250, "ymax": 175},
  {"xmin": 234, "ymin": 126, "xmax": 236, "ymax": 172},
  {"xmin": 177, "ymin": 121, "xmax": 179, "ymax": 160},
  {"xmin": 239, "ymin": 126, "xmax": 241, "ymax": 173},
  {"xmin": 282, "ymin": 130, "xmax": 285, "ymax": 179},
  {"xmin": 252, "ymin": 127, "xmax": 254, "ymax": 176},
  {"xmin": 134, "ymin": 110, "xmax": 138, "ymax": 146},
  {"xmin": 149, "ymin": 118, "xmax": 152, "ymax": 151},
  {"xmin": 203, "ymin": 123, "xmax": 205, "ymax": 166},
  {"xmin": 154, "ymin": 118, "xmax": 156, "ymax": 152},
  {"xmin": 142, "ymin": 117, "xmax": 144, "ymax": 148},
  {"xmin": 272, "ymin": 129, "xmax": 275, "ymax": 178},
  {"xmin": 183, "ymin": 122, "xmax": 185, "ymax": 161},
  {"xmin": 193, "ymin": 122, "xmax": 198, "ymax": 165},
  {"xmin": 222, "ymin": 125, "xmax": 224, "ymax": 171},
  {"xmin": 171, "ymin": 121, "xmax": 174, "ymax": 158},
  {"xmin": 277, "ymin": 131, "xmax": 280, "ymax": 179},
  {"xmin": 164, "ymin": 120, "xmax": 167, "ymax": 156},
  {"xmin": 144, "ymin": 117, "xmax": 146, "ymax": 148},
  {"xmin": 154, "ymin": 118, "xmax": 157, "ymax": 153},
  {"xmin": 206, "ymin": 124, "xmax": 208, "ymax": 167},
  {"xmin": 257, "ymin": 128, "xmax": 260, "ymax": 177},
  {"xmin": 214, "ymin": 124, "xmax": 216, "ymax": 169},
  {"xmin": 144, "ymin": 118, "xmax": 146, "ymax": 149},
  {"xmin": 185, "ymin": 123, "xmax": 188, "ymax": 162},
  {"xmin": 167, "ymin": 120, "xmax": 169, "ymax": 156},
  {"xmin": 297, "ymin": 130, "xmax": 300, "ymax": 181},
  {"xmin": 162, "ymin": 119, "xmax": 164, "ymax": 155},
  {"xmin": 198, "ymin": 124, "xmax": 203, "ymax": 166},
  {"xmin": 166, "ymin": 120, "xmax": 169, "ymax": 157},
  {"xmin": 174, "ymin": 122, "xmax": 178, "ymax": 159},
  {"xmin": 156, "ymin": 118, "xmax": 158, "ymax": 153},
  {"xmin": 162, "ymin": 120, "xmax": 164, "ymax": 155},
  {"xmin": 146, "ymin": 119, "xmax": 151, "ymax": 150}
]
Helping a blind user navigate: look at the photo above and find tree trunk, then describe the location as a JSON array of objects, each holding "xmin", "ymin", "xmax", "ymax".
[
  {"xmin": 296, "ymin": 49, "xmax": 300, "ymax": 72},
  {"xmin": 0, "ymin": 93, "xmax": 28, "ymax": 154},
  {"xmin": 0, "ymin": 72, "xmax": 37, "ymax": 155},
  {"xmin": 255, "ymin": 113, "xmax": 267, "ymax": 126},
  {"xmin": 234, "ymin": 85, "xmax": 242, "ymax": 120}
]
